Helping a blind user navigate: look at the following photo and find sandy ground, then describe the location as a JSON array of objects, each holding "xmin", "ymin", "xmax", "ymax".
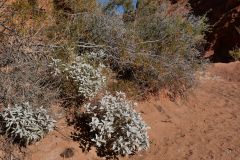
[{"xmin": 21, "ymin": 62, "xmax": 240, "ymax": 160}]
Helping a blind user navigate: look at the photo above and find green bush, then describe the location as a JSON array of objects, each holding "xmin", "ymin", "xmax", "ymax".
[
  {"xmin": 131, "ymin": 1, "xmax": 209, "ymax": 96},
  {"xmin": 5, "ymin": 0, "xmax": 209, "ymax": 100},
  {"xmin": 229, "ymin": 47, "xmax": 240, "ymax": 61},
  {"xmin": 3, "ymin": 0, "xmax": 209, "ymax": 101}
]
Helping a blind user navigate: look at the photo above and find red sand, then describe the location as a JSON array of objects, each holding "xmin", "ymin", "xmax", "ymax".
[{"xmin": 11, "ymin": 62, "xmax": 240, "ymax": 160}]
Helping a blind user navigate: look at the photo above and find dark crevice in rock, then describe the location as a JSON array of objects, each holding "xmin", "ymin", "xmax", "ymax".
[
  {"xmin": 172, "ymin": 0, "xmax": 240, "ymax": 63},
  {"xmin": 189, "ymin": 0, "xmax": 240, "ymax": 63}
]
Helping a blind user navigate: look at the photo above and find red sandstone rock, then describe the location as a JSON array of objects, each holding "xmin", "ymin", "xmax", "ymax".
[{"xmin": 172, "ymin": 0, "xmax": 240, "ymax": 62}]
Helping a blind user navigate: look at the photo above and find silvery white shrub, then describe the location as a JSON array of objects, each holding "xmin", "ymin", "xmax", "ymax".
[
  {"xmin": 49, "ymin": 58, "xmax": 62, "ymax": 76},
  {"xmin": 84, "ymin": 50, "xmax": 107, "ymax": 62},
  {"xmin": 49, "ymin": 56, "xmax": 106, "ymax": 99},
  {"xmin": 0, "ymin": 102, "xmax": 56, "ymax": 145},
  {"xmin": 84, "ymin": 92, "xmax": 150, "ymax": 155}
]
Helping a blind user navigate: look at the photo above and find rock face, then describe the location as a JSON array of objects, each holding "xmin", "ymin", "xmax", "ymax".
[{"xmin": 188, "ymin": 0, "xmax": 240, "ymax": 62}]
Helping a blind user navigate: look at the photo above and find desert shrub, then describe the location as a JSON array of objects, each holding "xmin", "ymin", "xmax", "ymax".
[
  {"xmin": 49, "ymin": 55, "xmax": 106, "ymax": 100},
  {"xmin": 53, "ymin": 0, "xmax": 97, "ymax": 13},
  {"xmin": 0, "ymin": 1, "xmax": 16, "ymax": 36},
  {"xmin": 0, "ymin": 1, "xmax": 61, "ymax": 108},
  {"xmin": 3, "ymin": 0, "xmax": 209, "ymax": 100},
  {"xmin": 0, "ymin": 35, "xmax": 60, "ymax": 107},
  {"xmin": 229, "ymin": 47, "xmax": 240, "ymax": 61},
  {"xmin": 83, "ymin": 92, "xmax": 149, "ymax": 156},
  {"xmin": 7, "ymin": 0, "xmax": 47, "ymax": 35},
  {"xmin": 48, "ymin": 0, "xmax": 208, "ymax": 98},
  {"xmin": 0, "ymin": 102, "xmax": 55, "ymax": 146},
  {"xmin": 131, "ymin": 1, "xmax": 208, "ymax": 96}
]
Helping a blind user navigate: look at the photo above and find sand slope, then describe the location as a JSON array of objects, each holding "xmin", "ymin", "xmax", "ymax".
[{"xmin": 27, "ymin": 62, "xmax": 240, "ymax": 160}]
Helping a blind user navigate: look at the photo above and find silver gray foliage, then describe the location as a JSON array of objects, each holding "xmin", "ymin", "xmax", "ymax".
[
  {"xmin": 0, "ymin": 102, "xmax": 56, "ymax": 145},
  {"xmin": 50, "ymin": 56, "xmax": 106, "ymax": 99},
  {"xmin": 84, "ymin": 92, "xmax": 150, "ymax": 155}
]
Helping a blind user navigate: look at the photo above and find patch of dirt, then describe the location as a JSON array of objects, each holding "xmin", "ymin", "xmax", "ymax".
[
  {"xmin": 25, "ymin": 117, "xmax": 99, "ymax": 160},
  {"xmin": 207, "ymin": 61, "xmax": 240, "ymax": 82},
  {"xmin": 22, "ymin": 62, "xmax": 240, "ymax": 160}
]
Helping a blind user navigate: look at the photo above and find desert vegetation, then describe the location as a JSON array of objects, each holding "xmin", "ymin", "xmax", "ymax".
[
  {"xmin": 229, "ymin": 47, "xmax": 240, "ymax": 61},
  {"xmin": 0, "ymin": 102, "xmax": 55, "ymax": 146},
  {"xmin": 0, "ymin": 0, "xmax": 210, "ymax": 159}
]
